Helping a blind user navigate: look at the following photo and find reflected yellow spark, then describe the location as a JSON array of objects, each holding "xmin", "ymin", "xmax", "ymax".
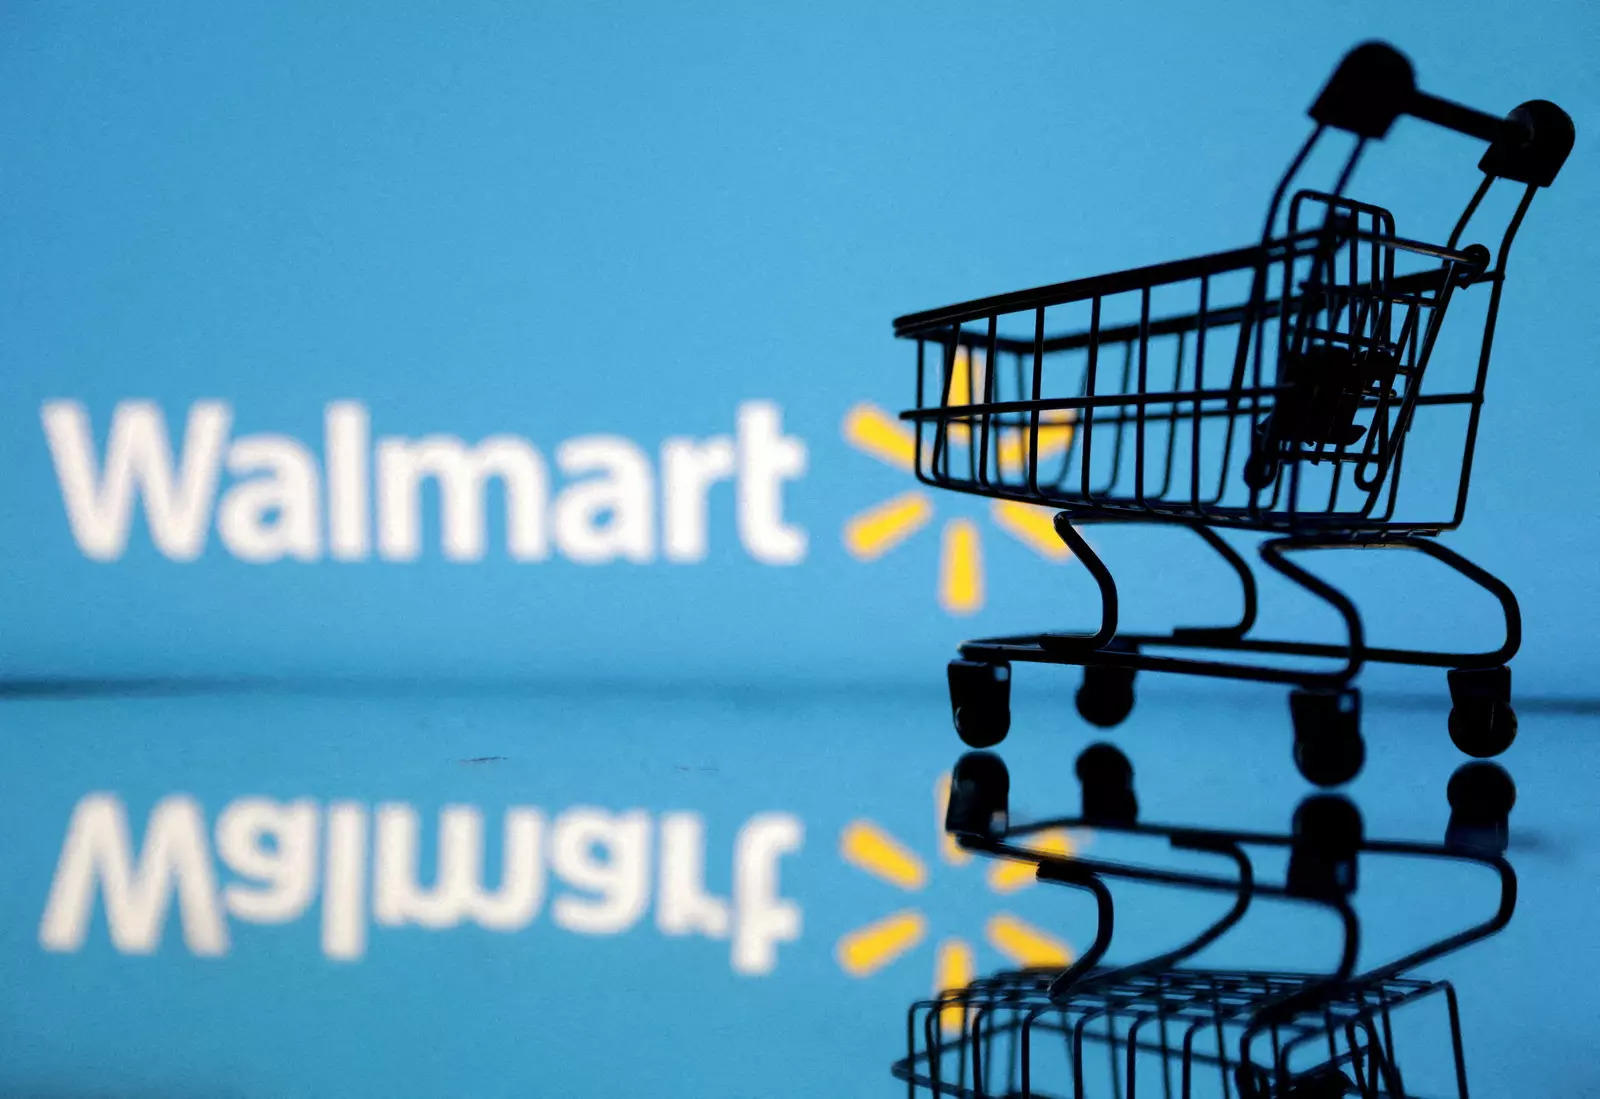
[
  {"xmin": 938, "ymin": 519, "xmax": 983, "ymax": 615},
  {"xmin": 842, "ymin": 491, "xmax": 934, "ymax": 560},
  {"xmin": 934, "ymin": 774, "xmax": 971, "ymax": 866},
  {"xmin": 988, "ymin": 830, "xmax": 1074, "ymax": 893},
  {"xmin": 843, "ymin": 402, "xmax": 918, "ymax": 472},
  {"xmin": 991, "ymin": 500, "xmax": 1073, "ymax": 561},
  {"xmin": 835, "ymin": 787, "xmax": 1085, "ymax": 1006},
  {"xmin": 840, "ymin": 820, "xmax": 928, "ymax": 890},
  {"xmin": 987, "ymin": 914, "xmax": 1073, "ymax": 968},
  {"xmin": 935, "ymin": 938, "xmax": 975, "ymax": 1034},
  {"xmin": 836, "ymin": 909, "xmax": 928, "ymax": 977}
]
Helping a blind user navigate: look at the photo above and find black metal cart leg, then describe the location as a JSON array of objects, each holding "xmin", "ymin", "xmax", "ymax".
[
  {"xmin": 947, "ymin": 512, "xmax": 1121, "ymax": 745},
  {"xmin": 1043, "ymin": 512, "xmax": 1120, "ymax": 651},
  {"xmin": 1255, "ymin": 538, "xmax": 1369, "ymax": 674},
  {"xmin": 1389, "ymin": 537, "xmax": 1521, "ymax": 757},
  {"xmin": 1046, "ymin": 512, "xmax": 1267, "ymax": 729},
  {"xmin": 1258, "ymin": 538, "xmax": 1369, "ymax": 784},
  {"xmin": 1170, "ymin": 521, "xmax": 1260, "ymax": 642},
  {"xmin": 1389, "ymin": 536, "xmax": 1522, "ymax": 668},
  {"xmin": 1046, "ymin": 510, "xmax": 1264, "ymax": 648},
  {"xmin": 947, "ymin": 525, "xmax": 1514, "ymax": 766},
  {"xmin": 1275, "ymin": 534, "xmax": 1521, "ymax": 759}
]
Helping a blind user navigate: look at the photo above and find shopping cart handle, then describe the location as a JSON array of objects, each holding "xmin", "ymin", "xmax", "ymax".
[{"xmin": 1312, "ymin": 41, "xmax": 1573, "ymax": 187}]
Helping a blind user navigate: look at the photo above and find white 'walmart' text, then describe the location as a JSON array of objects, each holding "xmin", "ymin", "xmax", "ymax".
[{"xmin": 42, "ymin": 400, "xmax": 808, "ymax": 565}]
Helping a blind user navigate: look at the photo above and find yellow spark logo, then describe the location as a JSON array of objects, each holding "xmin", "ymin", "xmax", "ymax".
[
  {"xmin": 843, "ymin": 350, "xmax": 1075, "ymax": 614},
  {"xmin": 835, "ymin": 775, "xmax": 1077, "ymax": 1032}
]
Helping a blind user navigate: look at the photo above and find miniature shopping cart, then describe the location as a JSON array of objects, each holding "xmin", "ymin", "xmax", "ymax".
[
  {"xmin": 891, "ymin": 749, "xmax": 1518, "ymax": 1097},
  {"xmin": 895, "ymin": 42, "xmax": 1574, "ymax": 784},
  {"xmin": 900, "ymin": 966, "xmax": 1480, "ymax": 1098}
]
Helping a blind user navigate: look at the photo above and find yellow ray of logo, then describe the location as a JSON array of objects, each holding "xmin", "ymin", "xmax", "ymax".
[
  {"xmin": 836, "ymin": 909, "xmax": 928, "ymax": 977},
  {"xmin": 840, "ymin": 820, "xmax": 928, "ymax": 891},
  {"xmin": 986, "ymin": 914, "xmax": 1073, "ymax": 968},
  {"xmin": 842, "ymin": 490, "xmax": 933, "ymax": 560},
  {"xmin": 843, "ymin": 402, "xmax": 918, "ymax": 472},
  {"xmin": 938, "ymin": 519, "xmax": 983, "ymax": 615}
]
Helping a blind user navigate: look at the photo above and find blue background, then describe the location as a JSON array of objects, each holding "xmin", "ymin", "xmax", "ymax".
[{"xmin": 0, "ymin": 2, "xmax": 1597, "ymax": 1095}]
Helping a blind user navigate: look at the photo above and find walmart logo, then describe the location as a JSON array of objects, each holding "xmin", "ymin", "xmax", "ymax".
[
  {"xmin": 834, "ymin": 774, "xmax": 1076, "ymax": 1029},
  {"xmin": 39, "ymin": 384, "xmax": 1076, "ymax": 617},
  {"xmin": 842, "ymin": 348, "xmax": 1076, "ymax": 614}
]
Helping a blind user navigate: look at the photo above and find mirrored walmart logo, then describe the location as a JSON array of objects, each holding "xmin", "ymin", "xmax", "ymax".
[
  {"xmin": 834, "ymin": 775, "xmax": 1076, "ymax": 1030},
  {"xmin": 842, "ymin": 349, "xmax": 1076, "ymax": 614}
]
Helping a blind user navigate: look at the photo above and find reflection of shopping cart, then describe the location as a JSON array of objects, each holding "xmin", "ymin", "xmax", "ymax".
[
  {"xmin": 896, "ymin": 42, "xmax": 1573, "ymax": 783},
  {"xmin": 901, "ymin": 970, "xmax": 1474, "ymax": 1099},
  {"xmin": 892, "ymin": 749, "xmax": 1518, "ymax": 1097},
  {"xmin": 900, "ymin": 970, "xmax": 1476, "ymax": 1099}
]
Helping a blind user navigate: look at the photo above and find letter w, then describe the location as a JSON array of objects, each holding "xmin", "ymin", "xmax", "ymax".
[
  {"xmin": 42, "ymin": 400, "xmax": 230, "ymax": 560},
  {"xmin": 39, "ymin": 793, "xmax": 229, "ymax": 955}
]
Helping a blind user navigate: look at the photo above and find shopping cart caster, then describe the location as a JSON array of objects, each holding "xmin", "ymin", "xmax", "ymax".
[
  {"xmin": 1287, "ymin": 794, "xmax": 1362, "ymax": 898},
  {"xmin": 1289, "ymin": 688, "xmax": 1364, "ymax": 787},
  {"xmin": 1446, "ymin": 666, "xmax": 1517, "ymax": 758},
  {"xmin": 945, "ymin": 751, "xmax": 1009, "ymax": 838},
  {"xmin": 1076, "ymin": 661, "xmax": 1136, "ymax": 728},
  {"xmin": 949, "ymin": 659, "xmax": 1010, "ymax": 748},
  {"xmin": 1445, "ymin": 760, "xmax": 1516, "ymax": 854},
  {"xmin": 1075, "ymin": 742, "xmax": 1138, "ymax": 825}
]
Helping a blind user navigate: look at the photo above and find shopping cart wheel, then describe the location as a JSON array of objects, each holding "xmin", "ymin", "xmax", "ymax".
[
  {"xmin": 1076, "ymin": 663, "xmax": 1136, "ymax": 728},
  {"xmin": 1446, "ymin": 666, "xmax": 1517, "ymax": 758},
  {"xmin": 1287, "ymin": 794, "xmax": 1362, "ymax": 898},
  {"xmin": 1289, "ymin": 688, "xmax": 1364, "ymax": 787},
  {"xmin": 1445, "ymin": 760, "xmax": 1516, "ymax": 854},
  {"xmin": 949, "ymin": 659, "xmax": 1010, "ymax": 748},
  {"xmin": 946, "ymin": 751, "xmax": 1009, "ymax": 838},
  {"xmin": 1075, "ymin": 742, "xmax": 1138, "ymax": 825}
]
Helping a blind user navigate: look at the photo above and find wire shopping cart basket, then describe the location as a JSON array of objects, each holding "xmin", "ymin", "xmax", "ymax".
[
  {"xmin": 891, "ymin": 749, "xmax": 1518, "ymax": 1097},
  {"xmin": 896, "ymin": 42, "xmax": 1574, "ymax": 784},
  {"xmin": 901, "ymin": 967, "xmax": 1477, "ymax": 1099}
]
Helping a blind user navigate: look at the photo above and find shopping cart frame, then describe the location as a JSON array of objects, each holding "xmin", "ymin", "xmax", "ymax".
[{"xmin": 899, "ymin": 43, "xmax": 1574, "ymax": 783}]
